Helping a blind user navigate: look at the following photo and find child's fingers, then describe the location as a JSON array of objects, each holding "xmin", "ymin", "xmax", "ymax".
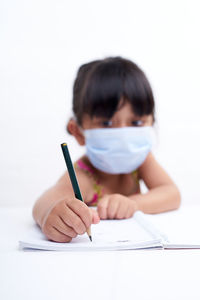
[
  {"xmin": 97, "ymin": 196, "xmax": 109, "ymax": 219},
  {"xmin": 68, "ymin": 199, "xmax": 93, "ymax": 230},
  {"xmin": 43, "ymin": 224, "xmax": 72, "ymax": 243},
  {"xmin": 107, "ymin": 196, "xmax": 119, "ymax": 219},
  {"xmin": 115, "ymin": 202, "xmax": 128, "ymax": 219},
  {"xmin": 91, "ymin": 209, "xmax": 100, "ymax": 224},
  {"xmin": 125, "ymin": 200, "xmax": 138, "ymax": 219},
  {"xmin": 54, "ymin": 216, "xmax": 77, "ymax": 238},
  {"xmin": 61, "ymin": 203, "xmax": 87, "ymax": 235},
  {"xmin": 125, "ymin": 207, "xmax": 133, "ymax": 219}
]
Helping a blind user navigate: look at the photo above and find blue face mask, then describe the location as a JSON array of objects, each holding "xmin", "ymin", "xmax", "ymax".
[{"xmin": 84, "ymin": 126, "xmax": 154, "ymax": 174}]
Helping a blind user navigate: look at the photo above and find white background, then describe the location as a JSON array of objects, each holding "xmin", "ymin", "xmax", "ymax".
[{"xmin": 1, "ymin": 0, "xmax": 200, "ymax": 207}]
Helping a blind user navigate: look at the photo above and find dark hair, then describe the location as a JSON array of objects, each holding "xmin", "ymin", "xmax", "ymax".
[{"xmin": 72, "ymin": 56, "xmax": 155, "ymax": 125}]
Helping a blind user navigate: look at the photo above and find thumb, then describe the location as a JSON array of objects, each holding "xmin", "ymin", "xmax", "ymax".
[{"xmin": 90, "ymin": 209, "xmax": 100, "ymax": 224}]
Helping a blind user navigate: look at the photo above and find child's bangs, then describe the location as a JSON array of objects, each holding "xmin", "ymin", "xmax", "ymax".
[
  {"xmin": 81, "ymin": 60, "xmax": 154, "ymax": 120},
  {"xmin": 82, "ymin": 67, "xmax": 123, "ymax": 119},
  {"xmin": 123, "ymin": 69, "xmax": 154, "ymax": 117}
]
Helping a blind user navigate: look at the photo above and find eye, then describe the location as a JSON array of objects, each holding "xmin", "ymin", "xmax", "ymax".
[
  {"xmin": 131, "ymin": 120, "xmax": 144, "ymax": 127},
  {"xmin": 101, "ymin": 120, "xmax": 113, "ymax": 127}
]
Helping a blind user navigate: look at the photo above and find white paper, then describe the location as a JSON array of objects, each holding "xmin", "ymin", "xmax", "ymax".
[
  {"xmin": 143, "ymin": 208, "xmax": 200, "ymax": 249},
  {"xmin": 19, "ymin": 211, "xmax": 163, "ymax": 251}
]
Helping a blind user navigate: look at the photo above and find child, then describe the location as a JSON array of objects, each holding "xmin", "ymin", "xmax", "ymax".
[{"xmin": 33, "ymin": 56, "xmax": 181, "ymax": 243}]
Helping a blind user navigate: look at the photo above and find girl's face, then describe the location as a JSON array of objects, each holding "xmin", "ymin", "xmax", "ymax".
[{"xmin": 82, "ymin": 102, "xmax": 153, "ymax": 130}]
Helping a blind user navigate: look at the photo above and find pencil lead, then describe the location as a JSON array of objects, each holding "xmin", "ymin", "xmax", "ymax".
[{"xmin": 89, "ymin": 235, "xmax": 92, "ymax": 242}]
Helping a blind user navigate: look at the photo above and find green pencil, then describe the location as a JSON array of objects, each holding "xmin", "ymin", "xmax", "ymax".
[{"xmin": 61, "ymin": 143, "xmax": 92, "ymax": 242}]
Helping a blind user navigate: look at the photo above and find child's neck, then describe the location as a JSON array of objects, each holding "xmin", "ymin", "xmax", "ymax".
[{"xmin": 83, "ymin": 155, "xmax": 124, "ymax": 181}]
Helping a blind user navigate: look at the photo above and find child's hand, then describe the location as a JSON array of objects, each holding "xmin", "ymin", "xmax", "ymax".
[
  {"xmin": 97, "ymin": 194, "xmax": 138, "ymax": 220},
  {"xmin": 41, "ymin": 198, "xmax": 100, "ymax": 243}
]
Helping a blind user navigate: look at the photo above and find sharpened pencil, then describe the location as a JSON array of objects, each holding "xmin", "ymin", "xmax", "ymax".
[{"xmin": 61, "ymin": 143, "xmax": 92, "ymax": 242}]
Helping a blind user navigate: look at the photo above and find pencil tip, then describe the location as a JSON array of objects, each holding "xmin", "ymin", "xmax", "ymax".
[{"xmin": 89, "ymin": 236, "xmax": 92, "ymax": 242}]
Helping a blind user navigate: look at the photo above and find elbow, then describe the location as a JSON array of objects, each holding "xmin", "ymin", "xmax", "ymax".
[
  {"xmin": 32, "ymin": 202, "xmax": 37, "ymax": 223},
  {"xmin": 172, "ymin": 185, "xmax": 181, "ymax": 210},
  {"xmin": 32, "ymin": 202, "xmax": 37, "ymax": 220},
  {"xmin": 32, "ymin": 199, "xmax": 41, "ymax": 225}
]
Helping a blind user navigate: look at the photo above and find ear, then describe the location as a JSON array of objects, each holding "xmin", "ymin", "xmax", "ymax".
[{"xmin": 67, "ymin": 119, "xmax": 85, "ymax": 146}]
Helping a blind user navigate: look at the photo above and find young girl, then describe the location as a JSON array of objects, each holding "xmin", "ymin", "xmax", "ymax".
[{"xmin": 33, "ymin": 56, "xmax": 181, "ymax": 243}]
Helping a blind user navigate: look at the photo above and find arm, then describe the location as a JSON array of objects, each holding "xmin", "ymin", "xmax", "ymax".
[
  {"xmin": 129, "ymin": 152, "xmax": 181, "ymax": 214},
  {"xmin": 97, "ymin": 153, "xmax": 181, "ymax": 219}
]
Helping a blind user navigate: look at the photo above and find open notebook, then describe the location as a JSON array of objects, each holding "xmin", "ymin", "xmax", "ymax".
[
  {"xmin": 19, "ymin": 208, "xmax": 200, "ymax": 251},
  {"xmin": 19, "ymin": 211, "xmax": 165, "ymax": 251}
]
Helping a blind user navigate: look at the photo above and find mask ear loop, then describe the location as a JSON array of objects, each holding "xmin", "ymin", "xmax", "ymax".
[{"xmin": 76, "ymin": 118, "xmax": 85, "ymax": 137}]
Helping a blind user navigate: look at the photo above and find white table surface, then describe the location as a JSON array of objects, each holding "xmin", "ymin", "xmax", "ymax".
[{"xmin": 1, "ymin": 205, "xmax": 200, "ymax": 300}]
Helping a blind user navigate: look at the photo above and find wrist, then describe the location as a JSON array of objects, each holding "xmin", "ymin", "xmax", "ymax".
[
  {"xmin": 129, "ymin": 197, "xmax": 139, "ymax": 213},
  {"xmin": 129, "ymin": 194, "xmax": 144, "ymax": 212}
]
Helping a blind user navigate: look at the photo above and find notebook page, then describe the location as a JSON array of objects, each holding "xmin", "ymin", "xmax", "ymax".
[
  {"xmin": 19, "ymin": 211, "xmax": 163, "ymax": 251},
  {"xmin": 143, "ymin": 206, "xmax": 200, "ymax": 248}
]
